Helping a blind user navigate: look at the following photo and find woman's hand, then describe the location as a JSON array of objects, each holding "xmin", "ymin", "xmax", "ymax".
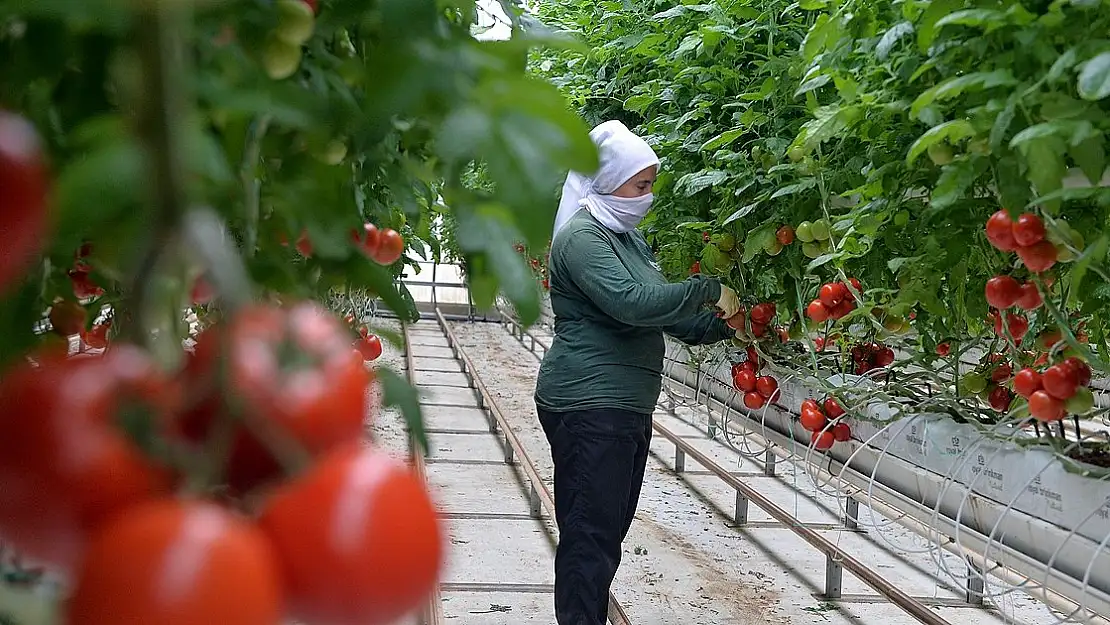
[{"xmin": 715, "ymin": 285, "xmax": 741, "ymax": 319}]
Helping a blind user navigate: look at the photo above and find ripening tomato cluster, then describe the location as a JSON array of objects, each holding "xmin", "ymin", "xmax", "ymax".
[
  {"xmin": 849, "ymin": 341, "xmax": 895, "ymax": 375},
  {"xmin": 983, "ymin": 274, "xmax": 1045, "ymax": 343},
  {"xmin": 805, "ymin": 278, "xmax": 861, "ymax": 323},
  {"xmin": 727, "ymin": 301, "xmax": 778, "ymax": 340},
  {"xmin": 959, "ymin": 355, "xmax": 1017, "ymax": 412},
  {"xmin": 345, "ymin": 314, "xmax": 385, "ymax": 362},
  {"xmin": 731, "ymin": 355, "xmax": 780, "ymax": 410},
  {"xmin": 984, "ymin": 210, "xmax": 1065, "ymax": 273},
  {"xmin": 514, "ymin": 242, "xmax": 551, "ymax": 290},
  {"xmin": 0, "ymin": 300, "xmax": 444, "ymax": 625},
  {"xmin": 1013, "ymin": 358, "xmax": 1095, "ymax": 422},
  {"xmin": 799, "ymin": 397, "xmax": 851, "ymax": 451}
]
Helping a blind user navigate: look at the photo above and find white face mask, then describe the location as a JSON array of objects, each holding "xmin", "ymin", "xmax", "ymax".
[{"xmin": 582, "ymin": 192, "xmax": 654, "ymax": 234}]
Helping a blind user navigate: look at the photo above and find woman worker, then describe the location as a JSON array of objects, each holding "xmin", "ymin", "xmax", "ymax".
[{"xmin": 534, "ymin": 119, "xmax": 742, "ymax": 625}]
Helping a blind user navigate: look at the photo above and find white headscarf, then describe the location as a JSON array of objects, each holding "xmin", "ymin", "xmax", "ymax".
[{"xmin": 552, "ymin": 120, "xmax": 660, "ymax": 241}]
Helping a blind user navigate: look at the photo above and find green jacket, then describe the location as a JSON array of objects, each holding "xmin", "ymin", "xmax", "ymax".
[{"xmin": 534, "ymin": 210, "xmax": 734, "ymax": 416}]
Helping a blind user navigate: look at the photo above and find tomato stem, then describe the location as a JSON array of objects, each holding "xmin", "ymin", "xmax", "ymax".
[
  {"xmin": 241, "ymin": 115, "xmax": 273, "ymax": 259},
  {"xmin": 126, "ymin": 2, "xmax": 193, "ymax": 345}
]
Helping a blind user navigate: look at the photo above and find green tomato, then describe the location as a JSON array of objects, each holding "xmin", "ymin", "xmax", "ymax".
[
  {"xmin": 1065, "ymin": 386, "xmax": 1095, "ymax": 414},
  {"xmin": 802, "ymin": 242, "xmax": 821, "ymax": 258},
  {"xmin": 764, "ymin": 239, "xmax": 784, "ymax": 256},
  {"xmin": 962, "ymin": 373, "xmax": 987, "ymax": 395},
  {"xmin": 810, "ymin": 219, "xmax": 830, "ymax": 241},
  {"xmin": 275, "ymin": 0, "xmax": 316, "ymax": 46},
  {"xmin": 701, "ymin": 243, "xmax": 730, "ymax": 275},
  {"xmin": 262, "ymin": 35, "xmax": 303, "ymax": 80},
  {"xmin": 968, "ymin": 138, "xmax": 991, "ymax": 156},
  {"xmin": 313, "ymin": 139, "xmax": 348, "ymax": 165},
  {"xmin": 711, "ymin": 232, "xmax": 736, "ymax": 253},
  {"xmin": 1057, "ymin": 246, "xmax": 1077, "ymax": 262},
  {"xmin": 927, "ymin": 142, "xmax": 954, "ymax": 166},
  {"xmin": 817, "ymin": 238, "xmax": 832, "ymax": 253},
  {"xmin": 893, "ymin": 210, "xmax": 910, "ymax": 227},
  {"xmin": 788, "ymin": 146, "xmax": 805, "ymax": 163},
  {"xmin": 796, "ymin": 221, "xmax": 815, "ymax": 242}
]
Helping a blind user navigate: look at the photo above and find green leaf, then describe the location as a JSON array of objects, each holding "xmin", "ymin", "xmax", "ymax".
[
  {"xmin": 929, "ymin": 159, "xmax": 980, "ymax": 212},
  {"xmin": 1068, "ymin": 235, "xmax": 1110, "ymax": 308},
  {"xmin": 378, "ymin": 366, "xmax": 428, "ymax": 455},
  {"xmin": 905, "ymin": 120, "xmax": 975, "ymax": 166},
  {"xmin": 805, "ymin": 253, "xmax": 840, "ymax": 273},
  {"xmin": 1016, "ymin": 136, "xmax": 1069, "ymax": 213},
  {"xmin": 674, "ymin": 170, "xmax": 730, "ymax": 196},
  {"xmin": 935, "ymin": 9, "xmax": 1008, "ymax": 32},
  {"xmin": 916, "ymin": 0, "xmax": 962, "ymax": 53},
  {"xmin": 1070, "ymin": 135, "xmax": 1107, "ymax": 185},
  {"xmin": 802, "ymin": 13, "xmax": 843, "ymax": 62},
  {"xmin": 1077, "ymin": 52, "xmax": 1110, "ymax": 101},
  {"xmin": 722, "ymin": 201, "xmax": 760, "ymax": 226},
  {"xmin": 454, "ymin": 203, "xmax": 540, "ymax": 324},
  {"xmin": 876, "ymin": 22, "xmax": 914, "ymax": 61},
  {"xmin": 910, "ymin": 71, "xmax": 1018, "ymax": 119},
  {"xmin": 770, "ymin": 178, "xmax": 817, "ymax": 199},
  {"xmin": 700, "ymin": 129, "xmax": 745, "ymax": 152},
  {"xmin": 1010, "ymin": 120, "xmax": 1099, "ymax": 149}
]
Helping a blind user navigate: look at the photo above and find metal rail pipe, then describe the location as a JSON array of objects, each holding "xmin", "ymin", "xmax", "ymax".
[{"xmin": 402, "ymin": 322, "xmax": 445, "ymax": 625}]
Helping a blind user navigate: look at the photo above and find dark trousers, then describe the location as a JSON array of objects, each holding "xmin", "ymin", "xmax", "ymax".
[{"xmin": 536, "ymin": 406, "xmax": 653, "ymax": 625}]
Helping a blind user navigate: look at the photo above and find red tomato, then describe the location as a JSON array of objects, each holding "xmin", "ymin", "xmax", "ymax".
[
  {"xmin": 1014, "ymin": 282, "xmax": 1042, "ymax": 310},
  {"xmin": 1029, "ymin": 390, "xmax": 1066, "ymax": 422},
  {"xmin": 775, "ymin": 225, "xmax": 794, "ymax": 245},
  {"xmin": 0, "ymin": 112, "xmax": 49, "ymax": 295},
  {"xmin": 295, "ymin": 230, "xmax": 313, "ymax": 257},
  {"xmin": 69, "ymin": 268, "xmax": 105, "ymax": 300},
  {"xmin": 811, "ymin": 430, "xmax": 835, "ymax": 451},
  {"xmin": 730, "ymin": 362, "xmax": 744, "ymax": 378},
  {"xmin": 819, "ymin": 283, "xmax": 843, "ymax": 307},
  {"xmin": 988, "ymin": 386, "xmax": 1013, "ymax": 412},
  {"xmin": 743, "ymin": 391, "xmax": 766, "ymax": 410},
  {"xmin": 690, "ymin": 261, "xmax": 701, "ymax": 274},
  {"xmin": 829, "ymin": 299, "xmax": 854, "ymax": 320},
  {"xmin": 1012, "ymin": 213, "xmax": 1045, "ymax": 247},
  {"xmin": 740, "ymin": 360, "xmax": 758, "ymax": 374},
  {"xmin": 832, "ymin": 422, "xmax": 851, "ymax": 442},
  {"xmin": 800, "ymin": 407, "xmax": 826, "ymax": 432},
  {"xmin": 750, "ymin": 302, "xmax": 775, "ymax": 325},
  {"xmin": 66, "ymin": 499, "xmax": 283, "ymax": 625},
  {"xmin": 801, "ymin": 398, "xmax": 822, "ymax": 414},
  {"xmin": 755, "ymin": 376, "xmax": 778, "ymax": 400},
  {"xmin": 726, "ymin": 309, "xmax": 746, "ymax": 330},
  {"xmin": 874, "ymin": 346, "xmax": 895, "ymax": 367},
  {"xmin": 1041, "ymin": 364, "xmax": 1078, "ymax": 400},
  {"xmin": 1017, "ymin": 240, "xmax": 1056, "ymax": 273},
  {"xmin": 0, "ymin": 347, "xmax": 176, "ymax": 571},
  {"xmin": 259, "ymin": 445, "xmax": 443, "ymax": 625},
  {"xmin": 1062, "ymin": 357, "xmax": 1092, "ymax": 387},
  {"xmin": 823, "ymin": 397, "xmax": 845, "ymax": 418},
  {"xmin": 813, "ymin": 337, "xmax": 826, "ymax": 351},
  {"xmin": 81, "ymin": 321, "xmax": 112, "ymax": 350},
  {"xmin": 301, "ymin": 0, "xmax": 318, "ymax": 13},
  {"xmin": 1036, "ymin": 329, "xmax": 1062, "ymax": 350},
  {"xmin": 991, "ymin": 363, "xmax": 1012, "ymax": 383},
  {"xmin": 984, "ymin": 275, "xmax": 1021, "ymax": 309},
  {"xmin": 1005, "ymin": 312, "xmax": 1029, "ymax": 341},
  {"xmin": 372, "ymin": 228, "xmax": 405, "ymax": 265},
  {"xmin": 935, "ymin": 342, "xmax": 951, "ymax": 357},
  {"xmin": 984, "ymin": 210, "xmax": 1017, "ymax": 251},
  {"xmin": 806, "ymin": 300, "xmax": 829, "ymax": 322},
  {"xmin": 352, "ymin": 222, "xmax": 382, "ymax": 258},
  {"xmin": 733, "ymin": 370, "xmax": 757, "ymax": 392},
  {"xmin": 49, "ymin": 300, "xmax": 86, "ymax": 336},
  {"xmin": 746, "ymin": 344, "xmax": 760, "ymax": 365},
  {"xmin": 355, "ymin": 334, "xmax": 384, "ymax": 362},
  {"xmin": 750, "ymin": 322, "xmax": 767, "ymax": 338},
  {"xmin": 191, "ymin": 276, "xmax": 215, "ymax": 305},
  {"xmin": 847, "ymin": 277, "xmax": 862, "ymax": 294},
  {"xmin": 179, "ymin": 301, "xmax": 372, "ymax": 494},
  {"xmin": 1013, "ymin": 368, "xmax": 1042, "ymax": 399}
]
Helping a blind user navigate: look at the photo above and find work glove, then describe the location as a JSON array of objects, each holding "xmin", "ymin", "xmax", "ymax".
[{"xmin": 715, "ymin": 284, "xmax": 741, "ymax": 319}]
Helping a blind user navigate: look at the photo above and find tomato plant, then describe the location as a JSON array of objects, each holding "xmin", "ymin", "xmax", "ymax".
[
  {"xmin": 0, "ymin": 0, "xmax": 600, "ymax": 620},
  {"xmin": 536, "ymin": 0, "xmax": 1110, "ymax": 468}
]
